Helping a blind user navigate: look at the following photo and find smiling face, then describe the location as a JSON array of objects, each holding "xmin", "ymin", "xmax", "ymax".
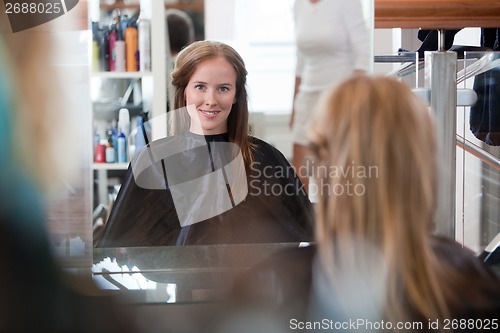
[{"xmin": 185, "ymin": 57, "xmax": 237, "ymax": 135}]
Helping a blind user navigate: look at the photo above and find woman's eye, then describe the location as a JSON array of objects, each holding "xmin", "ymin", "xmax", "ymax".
[
  {"xmin": 218, "ymin": 86, "xmax": 229, "ymax": 92},
  {"xmin": 194, "ymin": 85, "xmax": 205, "ymax": 90}
]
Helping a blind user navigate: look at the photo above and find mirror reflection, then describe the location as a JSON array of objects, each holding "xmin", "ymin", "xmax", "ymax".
[
  {"xmin": 91, "ymin": 0, "xmax": 373, "ymax": 249},
  {"xmin": 89, "ymin": 0, "xmax": 374, "ymax": 303},
  {"xmin": 90, "ymin": 0, "xmax": 205, "ymax": 244}
]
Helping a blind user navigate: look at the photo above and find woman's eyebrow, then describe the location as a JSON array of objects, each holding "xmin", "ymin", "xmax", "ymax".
[{"xmin": 191, "ymin": 81, "xmax": 233, "ymax": 86}]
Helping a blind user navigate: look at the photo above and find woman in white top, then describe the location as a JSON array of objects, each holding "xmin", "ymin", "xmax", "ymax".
[{"xmin": 290, "ymin": 0, "xmax": 371, "ymax": 193}]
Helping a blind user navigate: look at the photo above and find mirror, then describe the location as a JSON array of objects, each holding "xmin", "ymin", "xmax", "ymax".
[
  {"xmin": 90, "ymin": 0, "xmax": 374, "ymax": 303},
  {"xmin": 90, "ymin": 0, "xmax": 205, "ymax": 244}
]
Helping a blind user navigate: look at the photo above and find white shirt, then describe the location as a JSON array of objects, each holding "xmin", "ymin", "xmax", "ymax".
[{"xmin": 294, "ymin": 0, "xmax": 371, "ymax": 92}]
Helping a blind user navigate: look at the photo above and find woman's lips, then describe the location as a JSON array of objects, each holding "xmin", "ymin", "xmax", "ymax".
[{"xmin": 200, "ymin": 109, "xmax": 220, "ymax": 118}]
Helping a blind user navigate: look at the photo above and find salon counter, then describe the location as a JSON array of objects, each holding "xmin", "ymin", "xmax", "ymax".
[{"xmin": 92, "ymin": 242, "xmax": 307, "ymax": 304}]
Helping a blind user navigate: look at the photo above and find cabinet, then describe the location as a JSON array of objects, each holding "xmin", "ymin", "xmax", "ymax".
[{"xmin": 89, "ymin": 0, "xmax": 167, "ymax": 223}]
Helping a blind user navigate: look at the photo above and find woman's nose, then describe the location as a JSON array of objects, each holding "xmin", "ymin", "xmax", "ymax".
[{"xmin": 204, "ymin": 90, "xmax": 217, "ymax": 106}]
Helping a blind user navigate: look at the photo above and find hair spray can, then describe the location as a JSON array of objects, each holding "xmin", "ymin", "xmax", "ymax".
[
  {"xmin": 125, "ymin": 26, "xmax": 138, "ymax": 72},
  {"xmin": 138, "ymin": 18, "xmax": 151, "ymax": 71},
  {"xmin": 117, "ymin": 131, "xmax": 127, "ymax": 163},
  {"xmin": 118, "ymin": 108, "xmax": 131, "ymax": 137}
]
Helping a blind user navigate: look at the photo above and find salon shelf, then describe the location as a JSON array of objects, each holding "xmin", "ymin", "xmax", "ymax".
[
  {"xmin": 90, "ymin": 71, "xmax": 152, "ymax": 79},
  {"xmin": 91, "ymin": 0, "xmax": 166, "ymax": 212},
  {"xmin": 92, "ymin": 162, "xmax": 129, "ymax": 171}
]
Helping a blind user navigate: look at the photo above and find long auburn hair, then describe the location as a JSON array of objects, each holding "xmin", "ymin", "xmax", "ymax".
[
  {"xmin": 308, "ymin": 75, "xmax": 449, "ymax": 324},
  {"xmin": 171, "ymin": 40, "xmax": 254, "ymax": 166}
]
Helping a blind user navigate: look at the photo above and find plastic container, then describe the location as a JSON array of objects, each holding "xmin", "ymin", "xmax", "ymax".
[
  {"xmin": 125, "ymin": 26, "xmax": 138, "ymax": 72},
  {"xmin": 95, "ymin": 143, "xmax": 106, "ymax": 163},
  {"xmin": 118, "ymin": 108, "xmax": 131, "ymax": 137}
]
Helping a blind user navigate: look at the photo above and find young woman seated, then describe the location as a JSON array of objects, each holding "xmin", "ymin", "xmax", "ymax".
[{"xmin": 97, "ymin": 41, "xmax": 314, "ymax": 247}]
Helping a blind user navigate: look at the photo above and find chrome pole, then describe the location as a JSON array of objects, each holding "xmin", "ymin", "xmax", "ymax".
[{"xmin": 425, "ymin": 29, "xmax": 457, "ymax": 238}]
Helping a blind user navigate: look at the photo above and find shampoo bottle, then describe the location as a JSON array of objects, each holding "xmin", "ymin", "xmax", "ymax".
[{"xmin": 125, "ymin": 23, "xmax": 138, "ymax": 72}]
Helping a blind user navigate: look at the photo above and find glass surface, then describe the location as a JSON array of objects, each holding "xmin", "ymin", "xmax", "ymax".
[
  {"xmin": 456, "ymin": 51, "xmax": 500, "ymax": 253},
  {"xmin": 89, "ymin": 0, "xmax": 375, "ymax": 305},
  {"xmin": 93, "ymin": 242, "xmax": 308, "ymax": 303},
  {"xmin": 374, "ymin": 51, "xmax": 420, "ymax": 89}
]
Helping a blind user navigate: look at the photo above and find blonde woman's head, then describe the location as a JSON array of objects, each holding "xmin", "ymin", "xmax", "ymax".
[
  {"xmin": 308, "ymin": 75, "xmax": 445, "ymax": 322},
  {"xmin": 309, "ymin": 75, "xmax": 436, "ymax": 249}
]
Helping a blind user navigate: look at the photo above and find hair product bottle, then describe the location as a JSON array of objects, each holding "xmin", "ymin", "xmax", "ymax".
[
  {"xmin": 95, "ymin": 142, "xmax": 106, "ymax": 163},
  {"xmin": 91, "ymin": 21, "xmax": 100, "ymax": 71},
  {"xmin": 117, "ymin": 131, "xmax": 127, "ymax": 163},
  {"xmin": 108, "ymin": 24, "xmax": 117, "ymax": 71},
  {"xmin": 105, "ymin": 128, "xmax": 116, "ymax": 163},
  {"xmin": 125, "ymin": 24, "xmax": 138, "ymax": 72},
  {"xmin": 119, "ymin": 14, "xmax": 129, "ymax": 41},
  {"xmin": 118, "ymin": 108, "xmax": 131, "ymax": 137}
]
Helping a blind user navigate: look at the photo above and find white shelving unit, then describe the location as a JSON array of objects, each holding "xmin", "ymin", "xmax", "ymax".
[
  {"xmin": 91, "ymin": 71, "xmax": 152, "ymax": 79},
  {"xmin": 90, "ymin": 0, "xmax": 167, "ymax": 211},
  {"xmin": 92, "ymin": 163, "xmax": 129, "ymax": 171}
]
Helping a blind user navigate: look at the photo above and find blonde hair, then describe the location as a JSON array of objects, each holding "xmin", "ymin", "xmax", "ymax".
[
  {"xmin": 0, "ymin": 17, "xmax": 70, "ymax": 196},
  {"xmin": 309, "ymin": 75, "xmax": 449, "ymax": 324}
]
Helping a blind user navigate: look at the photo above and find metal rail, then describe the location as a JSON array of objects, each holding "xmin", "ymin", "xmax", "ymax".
[{"xmin": 456, "ymin": 135, "xmax": 500, "ymax": 171}]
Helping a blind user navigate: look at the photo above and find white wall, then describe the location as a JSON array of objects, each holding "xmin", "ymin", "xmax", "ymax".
[{"xmin": 205, "ymin": 0, "xmax": 379, "ymax": 159}]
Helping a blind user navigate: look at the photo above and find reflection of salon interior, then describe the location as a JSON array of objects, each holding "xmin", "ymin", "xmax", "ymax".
[{"xmin": 16, "ymin": 0, "xmax": 500, "ymax": 331}]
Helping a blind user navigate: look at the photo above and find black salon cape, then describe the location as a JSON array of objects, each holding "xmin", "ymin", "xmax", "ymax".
[{"xmin": 97, "ymin": 133, "xmax": 314, "ymax": 247}]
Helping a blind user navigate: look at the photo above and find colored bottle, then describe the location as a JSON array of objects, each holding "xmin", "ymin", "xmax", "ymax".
[
  {"xmin": 117, "ymin": 131, "xmax": 127, "ymax": 163},
  {"xmin": 119, "ymin": 15, "xmax": 129, "ymax": 41},
  {"xmin": 93, "ymin": 128, "xmax": 100, "ymax": 155},
  {"xmin": 91, "ymin": 22, "xmax": 99, "ymax": 71},
  {"xmin": 95, "ymin": 142, "xmax": 106, "ymax": 163},
  {"xmin": 105, "ymin": 129, "xmax": 115, "ymax": 163},
  {"xmin": 97, "ymin": 28, "xmax": 109, "ymax": 71},
  {"xmin": 135, "ymin": 115, "xmax": 146, "ymax": 153},
  {"xmin": 92, "ymin": 40, "xmax": 99, "ymax": 72},
  {"xmin": 125, "ymin": 25, "xmax": 138, "ymax": 72},
  {"xmin": 111, "ymin": 126, "xmax": 118, "ymax": 162},
  {"xmin": 118, "ymin": 108, "xmax": 130, "ymax": 137},
  {"xmin": 108, "ymin": 25, "xmax": 117, "ymax": 71},
  {"xmin": 135, "ymin": 111, "xmax": 152, "ymax": 155}
]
